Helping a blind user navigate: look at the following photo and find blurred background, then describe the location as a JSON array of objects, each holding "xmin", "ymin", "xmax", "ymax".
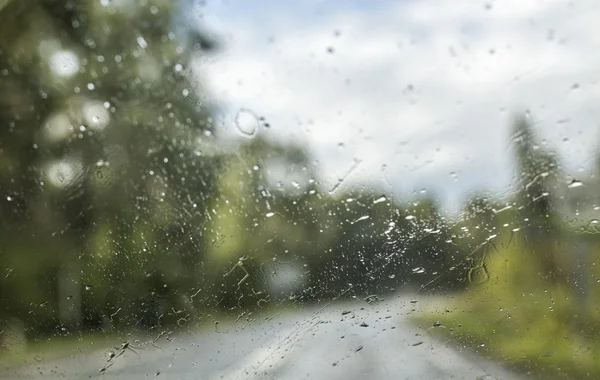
[{"xmin": 1, "ymin": 0, "xmax": 600, "ymax": 379}]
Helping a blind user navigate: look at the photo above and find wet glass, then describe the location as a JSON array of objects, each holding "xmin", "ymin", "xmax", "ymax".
[{"xmin": 1, "ymin": 1, "xmax": 599, "ymax": 379}]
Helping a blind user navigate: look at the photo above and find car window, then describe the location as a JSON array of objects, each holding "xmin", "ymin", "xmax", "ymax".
[{"xmin": 1, "ymin": 1, "xmax": 599, "ymax": 379}]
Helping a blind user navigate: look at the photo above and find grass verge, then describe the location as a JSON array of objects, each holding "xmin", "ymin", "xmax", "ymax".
[{"xmin": 411, "ymin": 242, "xmax": 600, "ymax": 380}]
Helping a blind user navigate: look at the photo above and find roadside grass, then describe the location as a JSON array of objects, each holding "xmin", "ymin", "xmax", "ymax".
[
  {"xmin": 0, "ymin": 331, "xmax": 120, "ymax": 368},
  {"xmin": 0, "ymin": 300, "xmax": 301, "ymax": 370},
  {"xmin": 411, "ymin": 242, "xmax": 600, "ymax": 380}
]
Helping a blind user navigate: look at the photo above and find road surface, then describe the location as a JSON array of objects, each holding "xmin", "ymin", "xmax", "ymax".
[{"xmin": 0, "ymin": 296, "xmax": 523, "ymax": 380}]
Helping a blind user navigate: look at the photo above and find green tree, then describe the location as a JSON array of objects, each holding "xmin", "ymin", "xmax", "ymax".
[
  {"xmin": 511, "ymin": 114, "xmax": 563, "ymax": 283},
  {"xmin": 0, "ymin": 0, "xmax": 221, "ymax": 337}
]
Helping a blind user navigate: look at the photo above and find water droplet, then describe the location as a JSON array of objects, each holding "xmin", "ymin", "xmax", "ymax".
[
  {"xmin": 266, "ymin": 212, "xmax": 275, "ymax": 218},
  {"xmin": 405, "ymin": 215, "xmax": 415, "ymax": 220},
  {"xmin": 85, "ymin": 284, "xmax": 93, "ymax": 291},
  {"xmin": 412, "ymin": 267, "xmax": 426, "ymax": 274},
  {"xmin": 354, "ymin": 215, "xmax": 370, "ymax": 223},
  {"xmin": 432, "ymin": 321, "xmax": 442, "ymax": 327},
  {"xmin": 591, "ymin": 219, "xmax": 599, "ymax": 224},
  {"xmin": 568, "ymin": 179, "xmax": 583, "ymax": 188},
  {"xmin": 412, "ymin": 341, "xmax": 424, "ymax": 346},
  {"xmin": 87, "ymin": 83, "xmax": 95, "ymax": 90},
  {"xmin": 388, "ymin": 274, "xmax": 396, "ymax": 279},
  {"xmin": 373, "ymin": 195, "xmax": 387, "ymax": 204},
  {"xmin": 235, "ymin": 108, "xmax": 259, "ymax": 136},
  {"xmin": 359, "ymin": 322, "xmax": 369, "ymax": 327},
  {"xmin": 137, "ymin": 36, "xmax": 148, "ymax": 49},
  {"xmin": 6, "ymin": 195, "xmax": 12, "ymax": 201}
]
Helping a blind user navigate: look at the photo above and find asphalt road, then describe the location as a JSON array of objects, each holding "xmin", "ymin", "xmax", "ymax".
[{"xmin": 0, "ymin": 296, "xmax": 524, "ymax": 380}]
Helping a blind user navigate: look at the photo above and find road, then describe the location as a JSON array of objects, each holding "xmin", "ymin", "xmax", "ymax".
[{"xmin": 0, "ymin": 295, "xmax": 523, "ymax": 380}]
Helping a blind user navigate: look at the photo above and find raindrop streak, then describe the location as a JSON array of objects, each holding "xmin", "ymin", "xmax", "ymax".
[
  {"xmin": 329, "ymin": 159, "xmax": 362, "ymax": 194},
  {"xmin": 568, "ymin": 179, "xmax": 583, "ymax": 188},
  {"xmin": 235, "ymin": 108, "xmax": 260, "ymax": 137}
]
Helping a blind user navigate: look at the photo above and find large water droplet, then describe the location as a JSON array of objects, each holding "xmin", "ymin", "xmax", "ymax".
[
  {"xmin": 235, "ymin": 108, "xmax": 259, "ymax": 137},
  {"xmin": 373, "ymin": 195, "xmax": 387, "ymax": 204},
  {"xmin": 353, "ymin": 215, "xmax": 370, "ymax": 223},
  {"xmin": 568, "ymin": 179, "xmax": 583, "ymax": 188}
]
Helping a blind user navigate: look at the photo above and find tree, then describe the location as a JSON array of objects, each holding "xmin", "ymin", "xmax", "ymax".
[
  {"xmin": 0, "ymin": 0, "xmax": 222, "ymax": 336},
  {"xmin": 511, "ymin": 114, "xmax": 563, "ymax": 283}
]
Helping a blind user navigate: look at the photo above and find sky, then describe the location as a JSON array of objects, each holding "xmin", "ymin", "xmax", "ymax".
[{"xmin": 185, "ymin": 0, "xmax": 600, "ymax": 212}]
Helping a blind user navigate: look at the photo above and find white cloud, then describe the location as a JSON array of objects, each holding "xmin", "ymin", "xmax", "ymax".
[{"xmin": 196, "ymin": 0, "xmax": 600, "ymax": 211}]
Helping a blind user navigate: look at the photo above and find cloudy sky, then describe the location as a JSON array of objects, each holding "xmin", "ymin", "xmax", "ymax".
[{"xmin": 187, "ymin": 0, "xmax": 600, "ymax": 211}]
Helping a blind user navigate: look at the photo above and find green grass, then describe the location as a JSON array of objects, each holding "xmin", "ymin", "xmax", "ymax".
[
  {"xmin": 411, "ymin": 243, "xmax": 600, "ymax": 379},
  {"xmin": 0, "ymin": 331, "xmax": 120, "ymax": 368},
  {"xmin": 0, "ymin": 301, "xmax": 301, "ymax": 370}
]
